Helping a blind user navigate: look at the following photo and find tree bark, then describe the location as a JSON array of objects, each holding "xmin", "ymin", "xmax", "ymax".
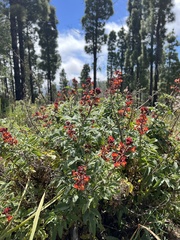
[
  {"xmin": 17, "ymin": 15, "xmax": 25, "ymax": 99},
  {"xmin": 9, "ymin": 1, "xmax": 21, "ymax": 100}
]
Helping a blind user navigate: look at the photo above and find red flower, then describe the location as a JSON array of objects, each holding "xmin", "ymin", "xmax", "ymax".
[
  {"xmin": 1, "ymin": 130, "xmax": 18, "ymax": 145},
  {"xmin": 114, "ymin": 162, "xmax": 121, "ymax": 167},
  {"xmin": 112, "ymin": 152, "xmax": 119, "ymax": 160},
  {"xmin": 0, "ymin": 127, "xmax": 7, "ymax": 132},
  {"xmin": 7, "ymin": 215, "xmax": 13, "ymax": 222},
  {"xmin": 126, "ymin": 137, "xmax": 133, "ymax": 145},
  {"xmin": 95, "ymin": 88, "xmax": 101, "ymax": 95},
  {"xmin": 72, "ymin": 166, "xmax": 90, "ymax": 191},
  {"xmin": 128, "ymin": 146, "xmax": 136, "ymax": 152},
  {"xmin": 118, "ymin": 109, "xmax": 125, "ymax": 116},
  {"xmin": 108, "ymin": 136, "xmax": 115, "ymax": 144},
  {"xmin": 54, "ymin": 101, "xmax": 59, "ymax": 111},
  {"xmin": 100, "ymin": 136, "xmax": 136, "ymax": 168},
  {"xmin": 64, "ymin": 122, "xmax": 77, "ymax": 140},
  {"xmin": 2, "ymin": 207, "xmax": 11, "ymax": 215},
  {"xmin": 135, "ymin": 108, "xmax": 149, "ymax": 135},
  {"xmin": 2, "ymin": 207, "xmax": 13, "ymax": 222}
]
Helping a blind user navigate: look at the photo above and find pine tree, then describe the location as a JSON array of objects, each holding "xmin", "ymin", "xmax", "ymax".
[
  {"xmin": 143, "ymin": 0, "xmax": 175, "ymax": 104},
  {"xmin": 59, "ymin": 68, "xmax": 68, "ymax": 90},
  {"xmin": 24, "ymin": 0, "xmax": 50, "ymax": 103},
  {"xmin": 0, "ymin": 2, "xmax": 11, "ymax": 97},
  {"xmin": 7, "ymin": 0, "xmax": 51, "ymax": 101},
  {"xmin": 107, "ymin": 30, "xmax": 117, "ymax": 81},
  {"xmin": 125, "ymin": 0, "xmax": 142, "ymax": 92},
  {"xmin": 38, "ymin": 5, "xmax": 61, "ymax": 102},
  {"xmin": 153, "ymin": 0, "xmax": 175, "ymax": 104},
  {"xmin": 82, "ymin": 0, "xmax": 113, "ymax": 89},
  {"xmin": 117, "ymin": 27, "xmax": 126, "ymax": 73},
  {"xmin": 9, "ymin": 0, "xmax": 22, "ymax": 100},
  {"xmin": 160, "ymin": 30, "xmax": 180, "ymax": 94},
  {"xmin": 79, "ymin": 64, "xmax": 91, "ymax": 86}
]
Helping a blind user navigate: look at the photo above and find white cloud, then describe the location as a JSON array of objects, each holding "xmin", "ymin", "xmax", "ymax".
[
  {"xmin": 105, "ymin": 21, "xmax": 122, "ymax": 34},
  {"xmin": 56, "ymin": 0, "xmax": 180, "ymax": 86},
  {"xmin": 57, "ymin": 29, "xmax": 91, "ymax": 82},
  {"xmin": 105, "ymin": 17, "xmax": 128, "ymax": 34},
  {"xmin": 167, "ymin": 0, "xmax": 180, "ymax": 36},
  {"xmin": 56, "ymin": 20, "xmax": 127, "ymax": 84}
]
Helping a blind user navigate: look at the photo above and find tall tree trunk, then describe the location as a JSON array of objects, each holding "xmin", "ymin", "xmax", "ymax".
[
  {"xmin": 153, "ymin": 17, "xmax": 161, "ymax": 106},
  {"xmin": 10, "ymin": 52, "xmax": 15, "ymax": 99},
  {"xmin": 27, "ymin": 40, "xmax": 35, "ymax": 103},
  {"xmin": 17, "ymin": 16, "xmax": 25, "ymax": 99},
  {"xmin": 93, "ymin": 47, "xmax": 97, "ymax": 89},
  {"xmin": 9, "ymin": 1, "xmax": 21, "ymax": 100},
  {"xmin": 149, "ymin": 32, "xmax": 154, "ymax": 106}
]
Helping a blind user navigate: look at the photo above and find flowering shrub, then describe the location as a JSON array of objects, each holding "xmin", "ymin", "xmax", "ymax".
[{"xmin": 0, "ymin": 76, "xmax": 179, "ymax": 239}]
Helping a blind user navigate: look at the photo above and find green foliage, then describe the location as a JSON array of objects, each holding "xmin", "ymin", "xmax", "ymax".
[
  {"xmin": 79, "ymin": 64, "xmax": 91, "ymax": 86},
  {"xmin": 38, "ymin": 5, "xmax": 61, "ymax": 102},
  {"xmin": 107, "ymin": 30, "xmax": 117, "ymax": 80},
  {"xmin": 0, "ymin": 76, "xmax": 179, "ymax": 239}
]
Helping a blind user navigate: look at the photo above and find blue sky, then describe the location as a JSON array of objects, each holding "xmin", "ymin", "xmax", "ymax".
[
  {"xmin": 51, "ymin": 0, "xmax": 128, "ymax": 31},
  {"xmin": 49, "ymin": 0, "xmax": 180, "ymax": 83}
]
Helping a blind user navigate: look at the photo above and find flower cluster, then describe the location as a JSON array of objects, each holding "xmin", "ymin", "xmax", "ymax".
[
  {"xmin": 0, "ymin": 127, "xmax": 18, "ymax": 145},
  {"xmin": 170, "ymin": 78, "xmax": 180, "ymax": 93},
  {"xmin": 100, "ymin": 136, "xmax": 115, "ymax": 162},
  {"xmin": 100, "ymin": 136, "xmax": 136, "ymax": 167},
  {"xmin": 72, "ymin": 78, "xmax": 78, "ymax": 90},
  {"xmin": 81, "ymin": 77, "xmax": 92, "ymax": 91},
  {"xmin": 80, "ymin": 86, "xmax": 101, "ymax": 106},
  {"xmin": 2, "ymin": 207, "xmax": 13, "ymax": 222},
  {"xmin": 32, "ymin": 107, "xmax": 52, "ymax": 127},
  {"xmin": 118, "ymin": 93, "xmax": 133, "ymax": 117},
  {"xmin": 134, "ymin": 107, "xmax": 149, "ymax": 135},
  {"xmin": 72, "ymin": 166, "xmax": 90, "ymax": 191},
  {"xmin": 125, "ymin": 94, "xmax": 133, "ymax": 106},
  {"xmin": 54, "ymin": 100, "xmax": 59, "ymax": 111},
  {"xmin": 32, "ymin": 106, "xmax": 48, "ymax": 120},
  {"xmin": 109, "ymin": 71, "xmax": 123, "ymax": 93},
  {"xmin": 64, "ymin": 121, "xmax": 77, "ymax": 141}
]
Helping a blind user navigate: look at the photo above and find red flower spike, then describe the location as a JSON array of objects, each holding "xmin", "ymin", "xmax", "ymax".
[
  {"xmin": 72, "ymin": 165, "xmax": 90, "ymax": 191},
  {"xmin": 1, "ymin": 130, "xmax": 18, "ymax": 145},
  {"xmin": 135, "ymin": 108, "xmax": 149, "ymax": 135},
  {"xmin": 100, "ymin": 136, "xmax": 136, "ymax": 168},
  {"xmin": 2, "ymin": 207, "xmax": 11, "ymax": 215}
]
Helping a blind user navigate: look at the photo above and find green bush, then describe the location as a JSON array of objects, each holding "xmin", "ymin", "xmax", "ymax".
[{"xmin": 0, "ymin": 74, "xmax": 179, "ymax": 240}]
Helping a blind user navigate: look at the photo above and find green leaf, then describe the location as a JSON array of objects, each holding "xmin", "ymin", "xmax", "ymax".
[
  {"xmin": 29, "ymin": 192, "xmax": 45, "ymax": 240},
  {"xmin": 57, "ymin": 224, "xmax": 63, "ymax": 239},
  {"xmin": 89, "ymin": 214, "xmax": 96, "ymax": 236},
  {"xmin": 82, "ymin": 197, "xmax": 93, "ymax": 214},
  {"xmin": 0, "ymin": 181, "xmax": 5, "ymax": 185}
]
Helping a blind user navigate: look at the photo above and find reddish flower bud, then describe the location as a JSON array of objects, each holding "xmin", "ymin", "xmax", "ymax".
[
  {"xmin": 126, "ymin": 137, "xmax": 133, "ymax": 145},
  {"xmin": 95, "ymin": 88, "xmax": 101, "ymax": 94},
  {"xmin": 2, "ymin": 207, "xmax": 11, "ymax": 215}
]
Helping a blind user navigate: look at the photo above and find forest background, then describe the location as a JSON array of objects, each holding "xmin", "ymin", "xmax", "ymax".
[{"xmin": 0, "ymin": 0, "xmax": 180, "ymax": 107}]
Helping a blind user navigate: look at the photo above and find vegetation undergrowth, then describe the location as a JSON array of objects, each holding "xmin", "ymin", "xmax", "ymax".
[{"xmin": 0, "ymin": 73, "xmax": 179, "ymax": 240}]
